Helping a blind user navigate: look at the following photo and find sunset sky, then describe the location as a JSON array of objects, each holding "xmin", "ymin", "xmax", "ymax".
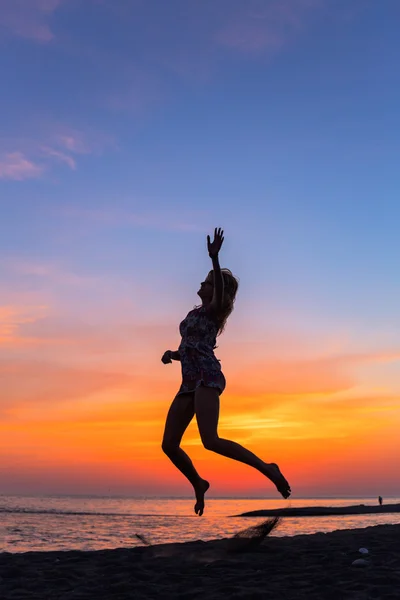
[{"xmin": 1, "ymin": 0, "xmax": 400, "ymax": 498}]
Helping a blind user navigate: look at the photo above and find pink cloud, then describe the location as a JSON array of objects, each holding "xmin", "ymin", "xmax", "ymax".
[
  {"xmin": 56, "ymin": 133, "xmax": 91, "ymax": 154},
  {"xmin": 0, "ymin": 359, "xmax": 134, "ymax": 411},
  {"xmin": 0, "ymin": 125, "xmax": 115, "ymax": 178},
  {"xmin": 52, "ymin": 125, "xmax": 116, "ymax": 155},
  {"xmin": 40, "ymin": 146, "xmax": 76, "ymax": 170},
  {"xmin": 40, "ymin": 126, "xmax": 115, "ymax": 171},
  {"xmin": 1, "ymin": 257, "xmax": 100, "ymax": 287},
  {"xmin": 0, "ymin": 0, "xmax": 63, "ymax": 42},
  {"xmin": 0, "ymin": 152, "xmax": 44, "ymax": 180},
  {"xmin": 225, "ymin": 351, "xmax": 400, "ymax": 397},
  {"xmin": 216, "ymin": 0, "xmax": 323, "ymax": 53},
  {"xmin": 0, "ymin": 304, "xmax": 47, "ymax": 345}
]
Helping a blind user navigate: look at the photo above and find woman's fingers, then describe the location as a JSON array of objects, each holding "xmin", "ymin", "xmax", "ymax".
[
  {"xmin": 207, "ymin": 228, "xmax": 224, "ymax": 251},
  {"xmin": 209, "ymin": 228, "xmax": 224, "ymax": 240}
]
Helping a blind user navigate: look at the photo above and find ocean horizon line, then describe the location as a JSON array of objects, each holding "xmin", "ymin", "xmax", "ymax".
[{"xmin": 1, "ymin": 493, "xmax": 395, "ymax": 500}]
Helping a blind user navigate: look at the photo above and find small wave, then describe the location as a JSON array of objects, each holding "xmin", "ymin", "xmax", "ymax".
[
  {"xmin": 0, "ymin": 508, "xmax": 189, "ymax": 517},
  {"xmin": 0, "ymin": 508, "xmax": 129, "ymax": 516}
]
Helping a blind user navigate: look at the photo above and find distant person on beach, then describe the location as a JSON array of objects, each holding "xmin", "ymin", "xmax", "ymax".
[
  {"xmin": 161, "ymin": 228, "xmax": 291, "ymax": 516},
  {"xmin": 379, "ymin": 496, "xmax": 383, "ymax": 505}
]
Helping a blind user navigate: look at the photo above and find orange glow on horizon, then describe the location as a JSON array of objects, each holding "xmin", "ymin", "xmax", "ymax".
[{"xmin": 1, "ymin": 299, "xmax": 400, "ymax": 497}]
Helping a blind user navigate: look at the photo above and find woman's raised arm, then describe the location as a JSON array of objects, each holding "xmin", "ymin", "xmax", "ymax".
[{"xmin": 207, "ymin": 227, "xmax": 225, "ymax": 313}]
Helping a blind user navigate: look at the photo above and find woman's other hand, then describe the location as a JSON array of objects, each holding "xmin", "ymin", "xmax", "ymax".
[{"xmin": 161, "ymin": 350, "xmax": 173, "ymax": 364}]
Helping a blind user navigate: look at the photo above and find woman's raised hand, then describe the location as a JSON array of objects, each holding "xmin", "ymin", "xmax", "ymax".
[{"xmin": 207, "ymin": 227, "xmax": 224, "ymax": 258}]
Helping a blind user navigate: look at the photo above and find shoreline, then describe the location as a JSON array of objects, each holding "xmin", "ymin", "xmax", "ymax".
[
  {"xmin": 235, "ymin": 502, "xmax": 400, "ymax": 517},
  {"xmin": 1, "ymin": 523, "xmax": 400, "ymax": 599}
]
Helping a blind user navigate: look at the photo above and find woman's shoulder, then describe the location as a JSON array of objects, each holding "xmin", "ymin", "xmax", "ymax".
[
  {"xmin": 187, "ymin": 305, "xmax": 220, "ymax": 327},
  {"xmin": 201, "ymin": 304, "xmax": 221, "ymax": 326},
  {"xmin": 182, "ymin": 307, "xmax": 201, "ymax": 321}
]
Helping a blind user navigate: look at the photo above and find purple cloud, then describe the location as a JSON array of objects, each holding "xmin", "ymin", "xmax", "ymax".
[
  {"xmin": 0, "ymin": 152, "xmax": 44, "ymax": 180},
  {"xmin": 0, "ymin": 125, "xmax": 115, "ymax": 180},
  {"xmin": 0, "ymin": 0, "xmax": 64, "ymax": 42},
  {"xmin": 216, "ymin": 0, "xmax": 323, "ymax": 53},
  {"xmin": 51, "ymin": 125, "xmax": 116, "ymax": 155},
  {"xmin": 40, "ymin": 147, "xmax": 76, "ymax": 170}
]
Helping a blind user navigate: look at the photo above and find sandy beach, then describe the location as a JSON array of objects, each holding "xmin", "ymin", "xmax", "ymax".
[{"xmin": 1, "ymin": 523, "xmax": 399, "ymax": 599}]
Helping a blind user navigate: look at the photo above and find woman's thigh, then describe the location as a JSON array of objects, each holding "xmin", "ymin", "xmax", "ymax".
[
  {"xmin": 162, "ymin": 393, "xmax": 195, "ymax": 447},
  {"xmin": 194, "ymin": 385, "xmax": 220, "ymax": 445}
]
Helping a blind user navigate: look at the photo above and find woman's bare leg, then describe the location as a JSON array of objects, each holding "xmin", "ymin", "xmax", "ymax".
[
  {"xmin": 162, "ymin": 393, "xmax": 210, "ymax": 515},
  {"xmin": 195, "ymin": 386, "xmax": 291, "ymax": 499}
]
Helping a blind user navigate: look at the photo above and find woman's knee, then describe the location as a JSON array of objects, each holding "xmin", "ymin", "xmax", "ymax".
[
  {"xmin": 201, "ymin": 435, "xmax": 220, "ymax": 452},
  {"xmin": 161, "ymin": 439, "xmax": 179, "ymax": 455}
]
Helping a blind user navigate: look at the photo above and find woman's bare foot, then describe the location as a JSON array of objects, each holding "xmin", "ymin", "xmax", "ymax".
[
  {"xmin": 263, "ymin": 463, "xmax": 291, "ymax": 499},
  {"xmin": 194, "ymin": 479, "xmax": 210, "ymax": 516}
]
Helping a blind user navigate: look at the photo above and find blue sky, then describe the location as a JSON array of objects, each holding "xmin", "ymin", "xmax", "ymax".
[{"xmin": 2, "ymin": 0, "xmax": 400, "ymax": 330}]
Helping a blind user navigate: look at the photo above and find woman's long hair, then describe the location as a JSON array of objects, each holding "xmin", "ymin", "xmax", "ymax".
[{"xmin": 215, "ymin": 268, "xmax": 239, "ymax": 335}]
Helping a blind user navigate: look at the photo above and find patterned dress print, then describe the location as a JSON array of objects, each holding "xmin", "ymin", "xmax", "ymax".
[{"xmin": 177, "ymin": 306, "xmax": 226, "ymax": 395}]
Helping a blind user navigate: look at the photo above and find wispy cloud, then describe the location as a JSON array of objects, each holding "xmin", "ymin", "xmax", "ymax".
[
  {"xmin": 43, "ymin": 125, "xmax": 115, "ymax": 170},
  {"xmin": 52, "ymin": 126, "xmax": 115, "ymax": 155},
  {"xmin": 1, "ymin": 257, "xmax": 100, "ymax": 288},
  {"xmin": 0, "ymin": 125, "xmax": 115, "ymax": 179},
  {"xmin": 216, "ymin": 0, "xmax": 323, "ymax": 54},
  {"xmin": 0, "ymin": 0, "xmax": 63, "ymax": 43},
  {"xmin": 1, "ymin": 359, "xmax": 134, "ymax": 414},
  {"xmin": 0, "ymin": 304, "xmax": 47, "ymax": 345},
  {"xmin": 0, "ymin": 152, "xmax": 44, "ymax": 180},
  {"xmin": 40, "ymin": 146, "xmax": 76, "ymax": 170},
  {"xmin": 225, "ymin": 350, "xmax": 400, "ymax": 397},
  {"xmin": 56, "ymin": 134, "xmax": 88, "ymax": 154}
]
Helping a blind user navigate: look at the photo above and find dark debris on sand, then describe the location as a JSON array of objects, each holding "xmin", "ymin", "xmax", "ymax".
[{"xmin": 1, "ymin": 524, "xmax": 400, "ymax": 599}]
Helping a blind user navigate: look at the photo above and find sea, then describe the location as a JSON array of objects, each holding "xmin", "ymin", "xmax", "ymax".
[{"xmin": 1, "ymin": 495, "xmax": 399, "ymax": 554}]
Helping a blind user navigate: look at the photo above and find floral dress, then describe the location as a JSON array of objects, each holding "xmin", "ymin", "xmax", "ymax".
[{"xmin": 177, "ymin": 305, "xmax": 226, "ymax": 395}]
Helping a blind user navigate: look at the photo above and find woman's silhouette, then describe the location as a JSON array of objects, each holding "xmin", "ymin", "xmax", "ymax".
[{"xmin": 161, "ymin": 228, "xmax": 291, "ymax": 515}]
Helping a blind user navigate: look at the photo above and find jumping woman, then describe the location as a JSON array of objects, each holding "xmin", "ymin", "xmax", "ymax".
[{"xmin": 161, "ymin": 228, "xmax": 291, "ymax": 516}]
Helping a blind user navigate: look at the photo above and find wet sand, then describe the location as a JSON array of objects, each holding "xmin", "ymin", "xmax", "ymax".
[{"xmin": 1, "ymin": 524, "xmax": 399, "ymax": 599}]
